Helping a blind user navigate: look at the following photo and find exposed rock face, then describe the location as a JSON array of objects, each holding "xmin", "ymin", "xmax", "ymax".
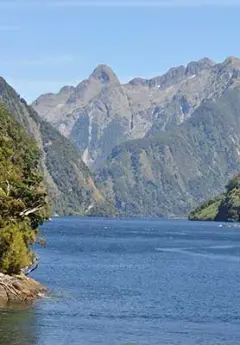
[
  {"xmin": 33, "ymin": 57, "xmax": 240, "ymax": 169},
  {"xmin": 96, "ymin": 87, "xmax": 240, "ymax": 217},
  {"xmin": 0, "ymin": 273, "xmax": 46, "ymax": 307}
]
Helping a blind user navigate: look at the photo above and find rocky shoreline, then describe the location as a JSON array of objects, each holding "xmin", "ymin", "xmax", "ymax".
[{"xmin": 0, "ymin": 273, "xmax": 47, "ymax": 307}]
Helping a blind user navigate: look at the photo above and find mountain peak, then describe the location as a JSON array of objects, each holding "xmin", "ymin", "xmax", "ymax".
[
  {"xmin": 197, "ymin": 57, "xmax": 215, "ymax": 67},
  {"xmin": 223, "ymin": 56, "xmax": 240, "ymax": 68},
  {"xmin": 90, "ymin": 64, "xmax": 120, "ymax": 85},
  {"xmin": 186, "ymin": 57, "xmax": 215, "ymax": 76},
  {"xmin": 128, "ymin": 77, "xmax": 147, "ymax": 86},
  {"xmin": 59, "ymin": 85, "xmax": 75, "ymax": 95}
]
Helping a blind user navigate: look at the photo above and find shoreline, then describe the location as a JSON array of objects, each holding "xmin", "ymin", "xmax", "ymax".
[{"xmin": 0, "ymin": 273, "xmax": 47, "ymax": 308}]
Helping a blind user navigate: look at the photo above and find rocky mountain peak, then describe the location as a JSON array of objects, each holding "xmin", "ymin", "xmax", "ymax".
[
  {"xmin": 128, "ymin": 77, "xmax": 148, "ymax": 86},
  {"xmin": 90, "ymin": 64, "xmax": 120, "ymax": 85},
  {"xmin": 33, "ymin": 56, "xmax": 240, "ymax": 171},
  {"xmin": 58, "ymin": 85, "xmax": 75, "ymax": 95},
  {"xmin": 148, "ymin": 65, "xmax": 185, "ymax": 89},
  {"xmin": 186, "ymin": 57, "xmax": 215, "ymax": 75},
  {"xmin": 70, "ymin": 65, "xmax": 120, "ymax": 105},
  {"xmin": 197, "ymin": 57, "xmax": 215, "ymax": 67},
  {"xmin": 223, "ymin": 56, "xmax": 240, "ymax": 69}
]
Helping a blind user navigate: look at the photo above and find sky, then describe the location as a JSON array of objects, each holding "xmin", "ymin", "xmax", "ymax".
[{"xmin": 1, "ymin": 0, "xmax": 240, "ymax": 102}]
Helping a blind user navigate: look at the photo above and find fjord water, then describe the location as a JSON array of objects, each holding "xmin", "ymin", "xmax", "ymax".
[{"xmin": 1, "ymin": 218, "xmax": 240, "ymax": 345}]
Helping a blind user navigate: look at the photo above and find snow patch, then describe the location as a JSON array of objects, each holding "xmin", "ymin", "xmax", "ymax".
[
  {"xmin": 237, "ymin": 147, "xmax": 240, "ymax": 157},
  {"xmin": 179, "ymin": 74, "xmax": 196, "ymax": 85},
  {"xmin": 88, "ymin": 111, "xmax": 93, "ymax": 144},
  {"xmin": 82, "ymin": 148, "xmax": 89, "ymax": 165},
  {"xmin": 188, "ymin": 74, "xmax": 196, "ymax": 80},
  {"xmin": 82, "ymin": 112, "xmax": 94, "ymax": 166},
  {"xmin": 87, "ymin": 204, "xmax": 94, "ymax": 211}
]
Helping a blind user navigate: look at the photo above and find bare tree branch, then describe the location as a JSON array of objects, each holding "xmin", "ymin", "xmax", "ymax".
[
  {"xmin": 19, "ymin": 206, "xmax": 42, "ymax": 217},
  {"xmin": 6, "ymin": 180, "xmax": 10, "ymax": 196}
]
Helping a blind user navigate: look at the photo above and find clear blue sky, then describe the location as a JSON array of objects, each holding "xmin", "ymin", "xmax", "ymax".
[{"xmin": 1, "ymin": 0, "xmax": 240, "ymax": 102}]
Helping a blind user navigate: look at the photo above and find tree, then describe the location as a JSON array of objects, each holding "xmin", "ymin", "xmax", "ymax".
[{"xmin": 0, "ymin": 104, "xmax": 49, "ymax": 274}]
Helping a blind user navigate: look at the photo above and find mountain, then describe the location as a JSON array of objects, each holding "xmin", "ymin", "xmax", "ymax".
[
  {"xmin": 0, "ymin": 77, "xmax": 112, "ymax": 216},
  {"xmin": 189, "ymin": 174, "xmax": 240, "ymax": 222},
  {"xmin": 33, "ymin": 57, "xmax": 240, "ymax": 169},
  {"xmin": 96, "ymin": 87, "xmax": 240, "ymax": 218}
]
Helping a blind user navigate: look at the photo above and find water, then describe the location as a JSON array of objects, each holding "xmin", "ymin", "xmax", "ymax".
[{"xmin": 1, "ymin": 218, "xmax": 240, "ymax": 345}]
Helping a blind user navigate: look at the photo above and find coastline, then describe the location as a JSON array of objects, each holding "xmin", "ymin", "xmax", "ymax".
[{"xmin": 0, "ymin": 273, "xmax": 47, "ymax": 307}]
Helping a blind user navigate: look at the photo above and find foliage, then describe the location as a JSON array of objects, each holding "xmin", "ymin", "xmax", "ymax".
[
  {"xmin": 40, "ymin": 120, "xmax": 91, "ymax": 215},
  {"xmin": 0, "ymin": 104, "xmax": 49, "ymax": 274},
  {"xmin": 0, "ymin": 223, "xmax": 32, "ymax": 274},
  {"xmin": 0, "ymin": 77, "xmax": 113, "ymax": 217},
  {"xmin": 96, "ymin": 88, "xmax": 240, "ymax": 218},
  {"xmin": 226, "ymin": 174, "xmax": 240, "ymax": 193},
  {"xmin": 189, "ymin": 174, "xmax": 240, "ymax": 222},
  {"xmin": 86, "ymin": 201, "xmax": 117, "ymax": 218},
  {"xmin": 215, "ymin": 174, "xmax": 240, "ymax": 222},
  {"xmin": 188, "ymin": 195, "xmax": 223, "ymax": 221},
  {"xmin": 39, "ymin": 120, "xmax": 115, "ymax": 216}
]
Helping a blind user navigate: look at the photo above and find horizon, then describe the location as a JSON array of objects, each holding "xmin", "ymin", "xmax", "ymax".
[
  {"xmin": 1, "ymin": 0, "xmax": 240, "ymax": 101},
  {"xmin": 24, "ymin": 56, "xmax": 230, "ymax": 99}
]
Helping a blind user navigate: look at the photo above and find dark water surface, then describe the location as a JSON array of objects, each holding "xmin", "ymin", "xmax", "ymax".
[{"xmin": 1, "ymin": 218, "xmax": 240, "ymax": 345}]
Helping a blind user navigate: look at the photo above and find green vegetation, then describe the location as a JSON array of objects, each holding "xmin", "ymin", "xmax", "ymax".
[
  {"xmin": 86, "ymin": 201, "xmax": 117, "ymax": 218},
  {"xmin": 0, "ymin": 77, "xmax": 114, "ymax": 217},
  {"xmin": 188, "ymin": 195, "xmax": 223, "ymax": 221},
  {"xmin": 0, "ymin": 104, "xmax": 49, "ymax": 274},
  {"xmin": 215, "ymin": 174, "xmax": 240, "ymax": 222},
  {"xmin": 96, "ymin": 88, "xmax": 240, "ymax": 217},
  {"xmin": 189, "ymin": 174, "xmax": 240, "ymax": 222},
  {"xmin": 40, "ymin": 120, "xmax": 94, "ymax": 215}
]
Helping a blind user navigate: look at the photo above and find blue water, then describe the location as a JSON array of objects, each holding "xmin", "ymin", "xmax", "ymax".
[{"xmin": 1, "ymin": 218, "xmax": 240, "ymax": 345}]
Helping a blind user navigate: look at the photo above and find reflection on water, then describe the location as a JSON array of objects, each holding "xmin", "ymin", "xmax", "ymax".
[{"xmin": 0, "ymin": 306, "xmax": 37, "ymax": 345}]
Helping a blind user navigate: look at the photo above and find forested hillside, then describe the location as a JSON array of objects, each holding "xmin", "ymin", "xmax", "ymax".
[
  {"xmin": 0, "ymin": 77, "xmax": 112, "ymax": 216},
  {"xmin": 189, "ymin": 174, "xmax": 240, "ymax": 222},
  {"xmin": 96, "ymin": 88, "xmax": 240, "ymax": 217},
  {"xmin": 0, "ymin": 104, "xmax": 49, "ymax": 274}
]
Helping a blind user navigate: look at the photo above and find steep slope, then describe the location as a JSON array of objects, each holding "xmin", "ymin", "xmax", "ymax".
[
  {"xmin": 188, "ymin": 195, "xmax": 224, "ymax": 221},
  {"xmin": 33, "ymin": 57, "xmax": 240, "ymax": 168},
  {"xmin": 0, "ymin": 77, "xmax": 111, "ymax": 216},
  {"xmin": 0, "ymin": 103, "xmax": 49, "ymax": 274},
  {"xmin": 189, "ymin": 174, "xmax": 240, "ymax": 222},
  {"xmin": 96, "ymin": 88, "xmax": 240, "ymax": 218}
]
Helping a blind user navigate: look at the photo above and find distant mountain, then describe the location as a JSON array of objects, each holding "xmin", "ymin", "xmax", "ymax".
[
  {"xmin": 33, "ymin": 57, "xmax": 240, "ymax": 169},
  {"xmin": 96, "ymin": 88, "xmax": 240, "ymax": 218},
  {"xmin": 0, "ymin": 77, "xmax": 113, "ymax": 216},
  {"xmin": 189, "ymin": 174, "xmax": 240, "ymax": 222}
]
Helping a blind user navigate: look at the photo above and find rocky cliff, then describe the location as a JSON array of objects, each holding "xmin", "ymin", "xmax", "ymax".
[
  {"xmin": 33, "ymin": 57, "xmax": 240, "ymax": 169},
  {"xmin": 96, "ymin": 88, "xmax": 240, "ymax": 217},
  {"xmin": 0, "ymin": 273, "xmax": 46, "ymax": 307}
]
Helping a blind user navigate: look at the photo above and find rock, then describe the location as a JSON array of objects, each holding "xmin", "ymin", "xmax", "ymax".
[
  {"xmin": 32, "ymin": 56, "xmax": 240, "ymax": 169},
  {"xmin": 0, "ymin": 273, "xmax": 47, "ymax": 307},
  {"xmin": 0, "ymin": 285, "xmax": 8, "ymax": 302}
]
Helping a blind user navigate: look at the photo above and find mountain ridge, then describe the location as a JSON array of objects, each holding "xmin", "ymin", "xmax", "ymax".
[
  {"xmin": 96, "ymin": 87, "xmax": 240, "ymax": 217},
  {"xmin": 33, "ymin": 56, "xmax": 240, "ymax": 169},
  {"xmin": 0, "ymin": 77, "xmax": 112, "ymax": 216}
]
